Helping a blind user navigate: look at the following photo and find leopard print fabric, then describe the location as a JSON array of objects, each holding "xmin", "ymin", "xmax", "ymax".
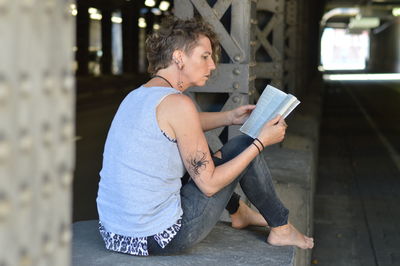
[{"xmin": 99, "ymin": 219, "xmax": 182, "ymax": 256}]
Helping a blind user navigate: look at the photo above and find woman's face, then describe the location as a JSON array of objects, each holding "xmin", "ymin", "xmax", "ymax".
[{"xmin": 181, "ymin": 35, "xmax": 216, "ymax": 88}]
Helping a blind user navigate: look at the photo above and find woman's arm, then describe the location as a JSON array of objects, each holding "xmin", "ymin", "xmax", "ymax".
[
  {"xmin": 162, "ymin": 94, "xmax": 285, "ymax": 197},
  {"xmin": 199, "ymin": 105, "xmax": 256, "ymax": 131},
  {"xmin": 198, "ymin": 111, "xmax": 230, "ymax": 131}
]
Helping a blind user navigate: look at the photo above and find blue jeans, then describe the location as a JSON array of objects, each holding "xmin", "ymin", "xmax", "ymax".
[{"xmin": 148, "ymin": 135, "xmax": 289, "ymax": 254}]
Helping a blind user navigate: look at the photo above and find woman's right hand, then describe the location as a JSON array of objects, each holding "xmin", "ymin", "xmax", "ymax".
[{"xmin": 257, "ymin": 115, "xmax": 287, "ymax": 146}]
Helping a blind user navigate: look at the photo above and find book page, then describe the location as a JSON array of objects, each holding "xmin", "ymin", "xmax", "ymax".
[
  {"xmin": 275, "ymin": 94, "xmax": 300, "ymax": 119},
  {"xmin": 240, "ymin": 85, "xmax": 287, "ymax": 138},
  {"xmin": 281, "ymin": 96, "xmax": 300, "ymax": 118}
]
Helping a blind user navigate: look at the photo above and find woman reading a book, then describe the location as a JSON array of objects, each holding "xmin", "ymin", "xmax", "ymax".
[{"xmin": 96, "ymin": 17, "xmax": 313, "ymax": 256}]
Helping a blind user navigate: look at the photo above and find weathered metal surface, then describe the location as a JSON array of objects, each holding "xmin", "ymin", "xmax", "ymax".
[
  {"xmin": 190, "ymin": 64, "xmax": 250, "ymax": 93},
  {"xmin": 284, "ymin": 0, "xmax": 298, "ymax": 94},
  {"xmin": 0, "ymin": 0, "xmax": 75, "ymax": 265},
  {"xmin": 255, "ymin": 0, "xmax": 285, "ymax": 92}
]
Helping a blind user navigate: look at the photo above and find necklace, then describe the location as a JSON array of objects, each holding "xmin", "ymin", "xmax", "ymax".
[{"xmin": 153, "ymin": 75, "xmax": 174, "ymax": 88}]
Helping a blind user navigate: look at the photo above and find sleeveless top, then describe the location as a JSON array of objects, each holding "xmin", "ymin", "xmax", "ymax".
[{"xmin": 96, "ymin": 86, "xmax": 186, "ymax": 255}]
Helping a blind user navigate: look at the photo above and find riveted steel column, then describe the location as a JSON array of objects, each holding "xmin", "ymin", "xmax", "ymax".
[
  {"xmin": 174, "ymin": 0, "xmax": 257, "ymax": 152},
  {"xmin": 0, "ymin": 1, "xmax": 75, "ymax": 265},
  {"xmin": 284, "ymin": 0, "xmax": 298, "ymax": 94},
  {"xmin": 255, "ymin": 0, "xmax": 285, "ymax": 93},
  {"xmin": 298, "ymin": 0, "xmax": 308, "ymax": 91}
]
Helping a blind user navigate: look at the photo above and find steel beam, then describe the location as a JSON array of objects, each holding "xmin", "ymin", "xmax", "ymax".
[
  {"xmin": 255, "ymin": 0, "xmax": 285, "ymax": 91},
  {"xmin": 174, "ymin": 0, "xmax": 256, "ymax": 152}
]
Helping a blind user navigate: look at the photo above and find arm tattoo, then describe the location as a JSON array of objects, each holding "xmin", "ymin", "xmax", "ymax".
[{"xmin": 187, "ymin": 151, "xmax": 209, "ymax": 176}]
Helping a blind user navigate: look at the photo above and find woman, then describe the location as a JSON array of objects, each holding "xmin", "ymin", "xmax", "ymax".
[{"xmin": 96, "ymin": 17, "xmax": 313, "ymax": 256}]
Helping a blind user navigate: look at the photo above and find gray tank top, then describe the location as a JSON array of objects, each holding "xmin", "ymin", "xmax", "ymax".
[{"xmin": 97, "ymin": 86, "xmax": 185, "ymax": 237}]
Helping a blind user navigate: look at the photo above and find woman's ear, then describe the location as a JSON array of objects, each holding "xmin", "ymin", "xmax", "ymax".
[{"xmin": 172, "ymin": 50, "xmax": 184, "ymax": 65}]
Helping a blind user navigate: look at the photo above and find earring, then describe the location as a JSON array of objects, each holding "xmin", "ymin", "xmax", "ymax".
[{"xmin": 177, "ymin": 66, "xmax": 184, "ymax": 89}]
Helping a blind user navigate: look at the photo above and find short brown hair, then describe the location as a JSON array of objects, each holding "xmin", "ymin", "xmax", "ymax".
[{"xmin": 146, "ymin": 16, "xmax": 220, "ymax": 75}]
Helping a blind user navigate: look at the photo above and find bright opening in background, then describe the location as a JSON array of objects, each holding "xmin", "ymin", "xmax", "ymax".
[{"xmin": 321, "ymin": 28, "xmax": 370, "ymax": 70}]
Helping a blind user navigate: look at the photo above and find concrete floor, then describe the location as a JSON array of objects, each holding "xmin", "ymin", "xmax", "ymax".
[{"xmin": 312, "ymin": 81, "xmax": 400, "ymax": 266}]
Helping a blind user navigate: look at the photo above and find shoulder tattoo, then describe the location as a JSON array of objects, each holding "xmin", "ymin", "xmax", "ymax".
[{"xmin": 187, "ymin": 151, "xmax": 209, "ymax": 176}]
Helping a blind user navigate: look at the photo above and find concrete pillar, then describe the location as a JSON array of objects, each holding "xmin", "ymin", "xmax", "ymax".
[{"xmin": 0, "ymin": 0, "xmax": 75, "ymax": 265}]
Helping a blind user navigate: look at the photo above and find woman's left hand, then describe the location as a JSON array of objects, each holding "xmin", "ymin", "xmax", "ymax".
[{"xmin": 228, "ymin": 105, "xmax": 256, "ymax": 125}]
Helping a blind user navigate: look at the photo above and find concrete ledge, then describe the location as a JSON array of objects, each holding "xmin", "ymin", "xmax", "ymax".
[
  {"xmin": 72, "ymin": 220, "xmax": 295, "ymax": 266},
  {"xmin": 263, "ymin": 87, "xmax": 322, "ymax": 266}
]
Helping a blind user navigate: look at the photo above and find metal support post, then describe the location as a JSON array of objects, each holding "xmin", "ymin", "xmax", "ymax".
[
  {"xmin": 174, "ymin": 0, "xmax": 257, "ymax": 152},
  {"xmin": 255, "ymin": 0, "xmax": 285, "ymax": 93},
  {"xmin": 0, "ymin": 0, "xmax": 75, "ymax": 265}
]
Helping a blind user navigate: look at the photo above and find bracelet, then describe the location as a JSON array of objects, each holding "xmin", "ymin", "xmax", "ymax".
[
  {"xmin": 251, "ymin": 142, "xmax": 262, "ymax": 154},
  {"xmin": 254, "ymin": 138, "xmax": 265, "ymax": 150}
]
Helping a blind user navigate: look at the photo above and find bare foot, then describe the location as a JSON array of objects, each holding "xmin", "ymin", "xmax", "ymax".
[
  {"xmin": 230, "ymin": 200, "xmax": 268, "ymax": 229},
  {"xmin": 267, "ymin": 223, "xmax": 314, "ymax": 249}
]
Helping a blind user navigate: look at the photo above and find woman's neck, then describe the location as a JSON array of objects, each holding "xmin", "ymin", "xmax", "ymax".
[{"xmin": 154, "ymin": 68, "xmax": 188, "ymax": 92}]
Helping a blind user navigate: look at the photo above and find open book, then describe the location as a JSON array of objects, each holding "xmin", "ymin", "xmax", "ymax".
[{"xmin": 240, "ymin": 85, "xmax": 300, "ymax": 138}]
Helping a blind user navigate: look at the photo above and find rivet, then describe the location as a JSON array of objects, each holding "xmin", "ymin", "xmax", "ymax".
[
  {"xmin": 233, "ymin": 82, "xmax": 240, "ymax": 90},
  {"xmin": 234, "ymin": 55, "xmax": 241, "ymax": 62},
  {"xmin": 232, "ymin": 96, "xmax": 240, "ymax": 103},
  {"xmin": 250, "ymin": 19, "xmax": 257, "ymax": 25},
  {"xmin": 0, "ymin": 79, "xmax": 8, "ymax": 103},
  {"xmin": 20, "ymin": 184, "xmax": 31, "ymax": 207},
  {"xmin": 42, "ymin": 174, "xmax": 52, "ymax": 198},
  {"xmin": 19, "ymin": 131, "xmax": 32, "ymax": 152},
  {"xmin": 0, "ymin": 193, "xmax": 10, "ymax": 222},
  {"xmin": 20, "ymin": 74, "xmax": 30, "ymax": 97},
  {"xmin": 62, "ymin": 123, "xmax": 73, "ymax": 141},
  {"xmin": 61, "ymin": 171, "xmax": 73, "ymax": 187},
  {"xmin": 63, "ymin": 74, "xmax": 74, "ymax": 92},
  {"xmin": 233, "ymin": 68, "xmax": 240, "ymax": 75},
  {"xmin": 60, "ymin": 224, "xmax": 72, "ymax": 245},
  {"xmin": 0, "ymin": 139, "xmax": 9, "ymax": 163},
  {"xmin": 19, "ymin": 249, "xmax": 31, "ymax": 266},
  {"xmin": 64, "ymin": 3, "xmax": 73, "ymax": 19},
  {"xmin": 42, "ymin": 234, "xmax": 54, "ymax": 255},
  {"xmin": 43, "ymin": 123, "xmax": 52, "ymax": 146},
  {"xmin": 43, "ymin": 75, "xmax": 54, "ymax": 95},
  {"xmin": 250, "ymin": 41, "xmax": 257, "ymax": 47}
]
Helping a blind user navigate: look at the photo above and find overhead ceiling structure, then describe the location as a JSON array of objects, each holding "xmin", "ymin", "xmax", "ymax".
[{"xmin": 322, "ymin": 0, "xmax": 400, "ymax": 31}]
